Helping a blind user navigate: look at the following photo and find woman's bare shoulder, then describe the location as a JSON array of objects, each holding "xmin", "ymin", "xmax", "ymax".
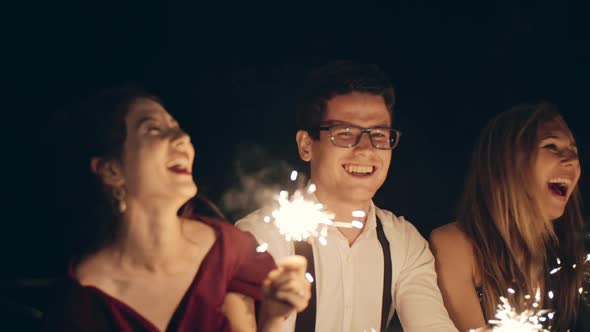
[
  {"xmin": 430, "ymin": 222, "xmax": 469, "ymax": 242},
  {"xmin": 429, "ymin": 222, "xmax": 474, "ymax": 261},
  {"xmin": 73, "ymin": 252, "xmax": 116, "ymax": 288}
]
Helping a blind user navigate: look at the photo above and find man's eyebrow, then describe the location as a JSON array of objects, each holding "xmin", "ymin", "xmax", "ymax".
[
  {"xmin": 321, "ymin": 120, "xmax": 391, "ymax": 127},
  {"xmin": 321, "ymin": 120, "xmax": 352, "ymax": 125}
]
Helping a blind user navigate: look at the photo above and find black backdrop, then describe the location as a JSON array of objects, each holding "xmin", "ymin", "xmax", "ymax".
[{"xmin": 5, "ymin": 3, "xmax": 589, "ymax": 282}]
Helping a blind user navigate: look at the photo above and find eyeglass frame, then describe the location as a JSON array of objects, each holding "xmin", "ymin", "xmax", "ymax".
[{"xmin": 317, "ymin": 125, "xmax": 402, "ymax": 150}]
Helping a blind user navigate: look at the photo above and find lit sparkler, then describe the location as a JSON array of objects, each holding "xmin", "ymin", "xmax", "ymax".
[
  {"xmin": 470, "ymin": 289, "xmax": 553, "ymax": 332},
  {"xmin": 271, "ymin": 185, "xmax": 334, "ymax": 242},
  {"xmin": 256, "ymin": 170, "xmax": 364, "ymax": 251},
  {"xmin": 466, "ymin": 252, "xmax": 590, "ymax": 332},
  {"xmin": 487, "ymin": 295, "xmax": 551, "ymax": 332}
]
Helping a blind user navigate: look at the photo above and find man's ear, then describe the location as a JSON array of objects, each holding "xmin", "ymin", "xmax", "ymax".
[
  {"xmin": 296, "ymin": 130, "xmax": 313, "ymax": 162},
  {"xmin": 90, "ymin": 157, "xmax": 125, "ymax": 187}
]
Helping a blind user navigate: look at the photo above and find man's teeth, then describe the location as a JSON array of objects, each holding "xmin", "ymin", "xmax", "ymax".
[{"xmin": 344, "ymin": 165, "xmax": 374, "ymax": 174}]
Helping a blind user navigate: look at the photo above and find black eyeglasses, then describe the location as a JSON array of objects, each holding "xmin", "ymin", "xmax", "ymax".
[{"xmin": 318, "ymin": 125, "xmax": 402, "ymax": 150}]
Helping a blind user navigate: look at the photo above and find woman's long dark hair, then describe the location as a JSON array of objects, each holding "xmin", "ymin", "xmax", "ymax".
[{"xmin": 67, "ymin": 84, "xmax": 163, "ymax": 259}]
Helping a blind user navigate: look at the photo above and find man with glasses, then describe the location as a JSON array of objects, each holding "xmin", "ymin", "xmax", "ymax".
[{"xmin": 236, "ymin": 62, "xmax": 457, "ymax": 332}]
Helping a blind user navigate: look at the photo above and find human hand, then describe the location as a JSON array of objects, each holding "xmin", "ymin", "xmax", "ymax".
[{"xmin": 260, "ymin": 255, "xmax": 311, "ymax": 321}]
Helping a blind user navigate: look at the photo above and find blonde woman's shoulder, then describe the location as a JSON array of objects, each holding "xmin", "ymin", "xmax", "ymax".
[
  {"xmin": 429, "ymin": 222, "xmax": 473, "ymax": 252},
  {"xmin": 429, "ymin": 222, "xmax": 480, "ymax": 282}
]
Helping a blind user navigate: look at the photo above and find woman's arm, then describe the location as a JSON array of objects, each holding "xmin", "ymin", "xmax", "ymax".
[
  {"xmin": 223, "ymin": 256, "xmax": 310, "ymax": 332},
  {"xmin": 222, "ymin": 293, "xmax": 284, "ymax": 332},
  {"xmin": 222, "ymin": 292, "xmax": 258, "ymax": 332},
  {"xmin": 429, "ymin": 223, "xmax": 486, "ymax": 331}
]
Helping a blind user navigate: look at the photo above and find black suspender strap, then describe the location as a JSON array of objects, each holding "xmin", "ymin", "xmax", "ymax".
[
  {"xmin": 294, "ymin": 241, "xmax": 316, "ymax": 332},
  {"xmin": 376, "ymin": 216, "xmax": 393, "ymax": 332},
  {"xmin": 294, "ymin": 216, "xmax": 393, "ymax": 332}
]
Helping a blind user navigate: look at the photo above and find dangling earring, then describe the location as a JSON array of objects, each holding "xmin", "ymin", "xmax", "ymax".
[{"xmin": 112, "ymin": 186, "xmax": 127, "ymax": 213}]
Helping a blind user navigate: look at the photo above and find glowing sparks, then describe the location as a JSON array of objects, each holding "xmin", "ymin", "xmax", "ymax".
[
  {"xmin": 264, "ymin": 170, "xmax": 368, "ymax": 244},
  {"xmin": 272, "ymin": 188, "xmax": 334, "ymax": 242},
  {"xmin": 352, "ymin": 210, "xmax": 366, "ymax": 218},
  {"xmin": 547, "ymin": 291, "xmax": 554, "ymax": 299},
  {"xmin": 579, "ymin": 287, "xmax": 584, "ymax": 295},
  {"xmin": 549, "ymin": 267, "xmax": 562, "ymax": 275},
  {"xmin": 256, "ymin": 243, "xmax": 269, "ymax": 253},
  {"xmin": 487, "ymin": 296, "xmax": 552, "ymax": 332},
  {"xmin": 265, "ymin": 171, "xmax": 334, "ymax": 243},
  {"xmin": 565, "ymin": 252, "xmax": 590, "ymax": 269},
  {"xmin": 351, "ymin": 220, "xmax": 364, "ymax": 229},
  {"xmin": 471, "ymin": 288, "xmax": 553, "ymax": 332},
  {"xmin": 556, "ymin": 257, "xmax": 561, "ymax": 265},
  {"xmin": 305, "ymin": 272, "xmax": 314, "ymax": 283},
  {"xmin": 332, "ymin": 221, "xmax": 355, "ymax": 228}
]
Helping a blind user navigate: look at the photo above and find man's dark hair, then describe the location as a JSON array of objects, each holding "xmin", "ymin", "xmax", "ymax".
[{"xmin": 296, "ymin": 61, "xmax": 395, "ymax": 139}]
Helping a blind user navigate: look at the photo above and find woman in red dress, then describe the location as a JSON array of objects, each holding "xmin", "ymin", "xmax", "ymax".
[{"xmin": 43, "ymin": 85, "xmax": 310, "ymax": 332}]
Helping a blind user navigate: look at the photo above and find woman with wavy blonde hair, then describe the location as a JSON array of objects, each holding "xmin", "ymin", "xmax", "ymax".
[{"xmin": 430, "ymin": 102, "xmax": 585, "ymax": 331}]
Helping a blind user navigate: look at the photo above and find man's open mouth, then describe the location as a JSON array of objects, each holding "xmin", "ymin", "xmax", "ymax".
[{"xmin": 343, "ymin": 164, "xmax": 375, "ymax": 176}]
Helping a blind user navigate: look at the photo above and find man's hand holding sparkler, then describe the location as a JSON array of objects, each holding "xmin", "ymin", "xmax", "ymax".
[{"xmin": 258, "ymin": 255, "xmax": 311, "ymax": 331}]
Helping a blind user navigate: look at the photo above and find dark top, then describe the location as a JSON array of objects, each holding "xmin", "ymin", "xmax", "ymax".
[{"xmin": 42, "ymin": 216, "xmax": 277, "ymax": 332}]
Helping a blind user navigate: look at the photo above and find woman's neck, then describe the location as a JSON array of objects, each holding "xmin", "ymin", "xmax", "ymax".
[{"xmin": 107, "ymin": 199, "xmax": 188, "ymax": 274}]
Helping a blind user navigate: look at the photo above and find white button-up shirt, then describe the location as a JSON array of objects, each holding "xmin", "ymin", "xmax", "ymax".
[{"xmin": 236, "ymin": 201, "xmax": 458, "ymax": 332}]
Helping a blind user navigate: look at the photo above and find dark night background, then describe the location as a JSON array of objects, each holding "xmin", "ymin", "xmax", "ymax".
[{"xmin": 4, "ymin": 2, "xmax": 590, "ymax": 329}]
